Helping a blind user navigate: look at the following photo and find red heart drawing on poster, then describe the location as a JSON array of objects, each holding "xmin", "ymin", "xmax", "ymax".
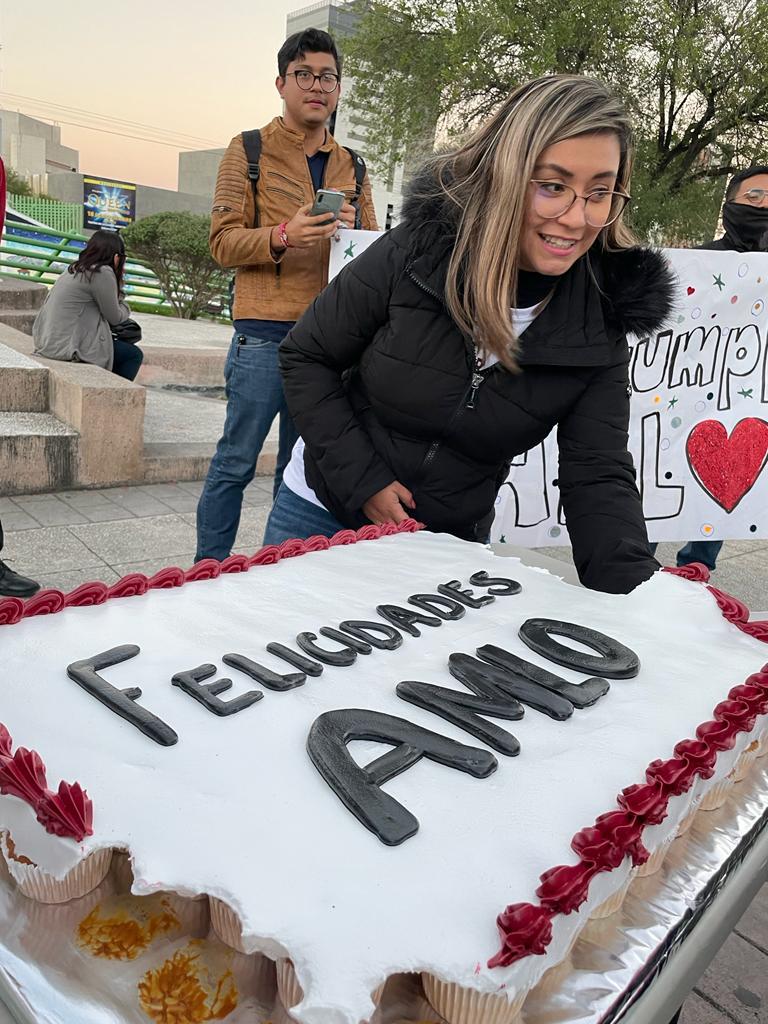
[
  {"xmin": 686, "ymin": 286, "xmax": 695, "ymax": 295},
  {"xmin": 686, "ymin": 418, "xmax": 768, "ymax": 512}
]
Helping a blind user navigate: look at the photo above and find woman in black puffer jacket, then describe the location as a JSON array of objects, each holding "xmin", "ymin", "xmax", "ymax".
[{"xmin": 266, "ymin": 74, "xmax": 675, "ymax": 594}]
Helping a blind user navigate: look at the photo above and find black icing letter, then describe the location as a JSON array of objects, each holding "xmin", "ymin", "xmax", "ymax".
[
  {"xmin": 307, "ymin": 709, "xmax": 497, "ymax": 845},
  {"xmin": 437, "ymin": 580, "xmax": 495, "ymax": 609},
  {"xmin": 469, "ymin": 571, "xmax": 522, "ymax": 596},
  {"xmin": 518, "ymin": 619, "xmax": 640, "ymax": 678},
  {"xmin": 222, "ymin": 654, "xmax": 306, "ymax": 692},
  {"xmin": 318, "ymin": 627, "xmax": 372, "ymax": 655},
  {"xmin": 476, "ymin": 644, "xmax": 610, "ymax": 708},
  {"xmin": 67, "ymin": 645, "xmax": 178, "ymax": 747},
  {"xmin": 172, "ymin": 664, "xmax": 263, "ymax": 715},
  {"xmin": 396, "ymin": 679, "xmax": 522, "ymax": 756},
  {"xmin": 266, "ymin": 642, "xmax": 324, "ymax": 677},
  {"xmin": 407, "ymin": 594, "xmax": 465, "ymax": 620},
  {"xmin": 338, "ymin": 620, "xmax": 403, "ymax": 651},
  {"xmin": 376, "ymin": 604, "xmax": 441, "ymax": 637},
  {"xmin": 296, "ymin": 632, "xmax": 358, "ymax": 666},
  {"xmin": 449, "ymin": 653, "xmax": 574, "ymax": 721}
]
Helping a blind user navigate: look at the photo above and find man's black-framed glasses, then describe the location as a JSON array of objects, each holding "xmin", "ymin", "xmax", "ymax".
[
  {"xmin": 740, "ymin": 187, "xmax": 768, "ymax": 207},
  {"xmin": 286, "ymin": 70, "xmax": 340, "ymax": 93},
  {"xmin": 530, "ymin": 180, "xmax": 632, "ymax": 228}
]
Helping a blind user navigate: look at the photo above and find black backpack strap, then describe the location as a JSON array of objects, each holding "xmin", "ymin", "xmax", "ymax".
[
  {"xmin": 241, "ymin": 129, "xmax": 262, "ymax": 228},
  {"xmin": 343, "ymin": 146, "xmax": 366, "ymax": 228}
]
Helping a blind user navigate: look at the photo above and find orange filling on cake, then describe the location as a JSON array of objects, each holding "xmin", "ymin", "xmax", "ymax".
[
  {"xmin": 78, "ymin": 895, "xmax": 181, "ymax": 960},
  {"xmin": 138, "ymin": 941, "xmax": 238, "ymax": 1024}
]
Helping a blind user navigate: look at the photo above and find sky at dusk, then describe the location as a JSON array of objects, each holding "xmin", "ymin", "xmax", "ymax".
[{"xmin": 1, "ymin": 1, "xmax": 324, "ymax": 190}]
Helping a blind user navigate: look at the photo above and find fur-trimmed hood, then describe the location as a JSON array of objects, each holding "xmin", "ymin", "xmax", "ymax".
[{"xmin": 398, "ymin": 168, "xmax": 676, "ymax": 340}]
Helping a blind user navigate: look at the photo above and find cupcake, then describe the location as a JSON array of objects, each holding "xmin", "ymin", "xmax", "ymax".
[
  {"xmin": 731, "ymin": 740, "xmax": 760, "ymax": 782},
  {"xmin": 209, "ymin": 896, "xmax": 248, "ymax": 953},
  {"xmin": 276, "ymin": 958, "xmax": 384, "ymax": 1012},
  {"xmin": 422, "ymin": 974, "xmax": 525, "ymax": 1024},
  {"xmin": 589, "ymin": 873, "xmax": 634, "ymax": 920},
  {"xmin": 1, "ymin": 832, "xmax": 111, "ymax": 904},
  {"xmin": 636, "ymin": 841, "xmax": 671, "ymax": 878},
  {"xmin": 699, "ymin": 777, "xmax": 732, "ymax": 811}
]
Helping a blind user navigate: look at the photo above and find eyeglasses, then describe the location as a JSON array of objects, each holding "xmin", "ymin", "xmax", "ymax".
[
  {"xmin": 530, "ymin": 180, "xmax": 631, "ymax": 228},
  {"xmin": 286, "ymin": 70, "xmax": 340, "ymax": 93},
  {"xmin": 740, "ymin": 188, "xmax": 768, "ymax": 207}
]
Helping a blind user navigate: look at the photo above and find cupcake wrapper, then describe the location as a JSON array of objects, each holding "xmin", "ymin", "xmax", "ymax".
[
  {"xmin": 731, "ymin": 741, "xmax": 760, "ymax": 781},
  {"xmin": 756, "ymin": 731, "xmax": 768, "ymax": 757},
  {"xmin": 699, "ymin": 779, "xmax": 732, "ymax": 811},
  {"xmin": 275, "ymin": 958, "xmax": 383, "ymax": 1011},
  {"xmin": 590, "ymin": 877, "xmax": 632, "ymax": 920},
  {"xmin": 7, "ymin": 846, "xmax": 112, "ymax": 905},
  {"xmin": 209, "ymin": 896, "xmax": 248, "ymax": 953},
  {"xmin": 637, "ymin": 843, "xmax": 669, "ymax": 878},
  {"xmin": 276, "ymin": 958, "xmax": 303, "ymax": 1010},
  {"xmin": 422, "ymin": 974, "xmax": 525, "ymax": 1024}
]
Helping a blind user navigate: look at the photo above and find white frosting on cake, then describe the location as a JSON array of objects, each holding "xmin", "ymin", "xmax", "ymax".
[{"xmin": 0, "ymin": 532, "xmax": 765, "ymax": 1024}]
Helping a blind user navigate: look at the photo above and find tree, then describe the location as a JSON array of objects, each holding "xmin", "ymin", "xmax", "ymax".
[
  {"xmin": 344, "ymin": 0, "xmax": 768, "ymax": 243},
  {"xmin": 123, "ymin": 212, "xmax": 228, "ymax": 320},
  {"xmin": 6, "ymin": 167, "xmax": 32, "ymax": 196}
]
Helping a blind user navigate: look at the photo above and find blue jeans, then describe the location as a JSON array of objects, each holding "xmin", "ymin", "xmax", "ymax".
[
  {"xmin": 263, "ymin": 483, "xmax": 345, "ymax": 546},
  {"xmin": 196, "ymin": 330, "xmax": 299, "ymax": 561},
  {"xmin": 112, "ymin": 339, "xmax": 144, "ymax": 381},
  {"xmin": 649, "ymin": 539, "xmax": 723, "ymax": 571}
]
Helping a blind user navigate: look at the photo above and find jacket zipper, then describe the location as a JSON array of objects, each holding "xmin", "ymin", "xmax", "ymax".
[{"xmin": 406, "ymin": 264, "xmax": 486, "ymax": 479}]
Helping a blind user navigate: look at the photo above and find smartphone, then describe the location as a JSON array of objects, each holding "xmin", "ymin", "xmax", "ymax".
[{"xmin": 309, "ymin": 188, "xmax": 345, "ymax": 222}]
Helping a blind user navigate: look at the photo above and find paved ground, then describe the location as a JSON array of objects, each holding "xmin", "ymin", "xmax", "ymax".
[{"xmin": 0, "ymin": 477, "xmax": 765, "ymax": 1021}]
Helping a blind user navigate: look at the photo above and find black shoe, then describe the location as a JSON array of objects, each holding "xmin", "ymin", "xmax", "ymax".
[{"xmin": 0, "ymin": 559, "xmax": 41, "ymax": 598}]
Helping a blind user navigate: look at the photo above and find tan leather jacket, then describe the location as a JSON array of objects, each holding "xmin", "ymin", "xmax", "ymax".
[{"xmin": 210, "ymin": 117, "xmax": 378, "ymax": 321}]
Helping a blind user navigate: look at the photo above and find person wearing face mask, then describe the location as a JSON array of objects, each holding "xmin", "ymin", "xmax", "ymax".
[
  {"xmin": 654, "ymin": 166, "xmax": 768, "ymax": 573},
  {"xmin": 267, "ymin": 75, "xmax": 677, "ymax": 595}
]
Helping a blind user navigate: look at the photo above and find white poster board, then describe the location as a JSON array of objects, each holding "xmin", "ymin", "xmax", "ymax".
[
  {"xmin": 328, "ymin": 229, "xmax": 382, "ymax": 281},
  {"xmin": 493, "ymin": 249, "xmax": 768, "ymax": 544}
]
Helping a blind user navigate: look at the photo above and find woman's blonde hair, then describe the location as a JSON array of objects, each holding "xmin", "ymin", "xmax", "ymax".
[{"xmin": 422, "ymin": 74, "xmax": 637, "ymax": 367}]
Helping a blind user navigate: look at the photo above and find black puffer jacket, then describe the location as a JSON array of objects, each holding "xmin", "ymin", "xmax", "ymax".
[{"xmin": 280, "ymin": 185, "xmax": 676, "ymax": 594}]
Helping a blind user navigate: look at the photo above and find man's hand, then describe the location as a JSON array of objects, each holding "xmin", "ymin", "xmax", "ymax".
[
  {"xmin": 271, "ymin": 203, "xmax": 340, "ymax": 251},
  {"xmin": 337, "ymin": 201, "xmax": 357, "ymax": 230},
  {"xmin": 363, "ymin": 482, "xmax": 415, "ymax": 526}
]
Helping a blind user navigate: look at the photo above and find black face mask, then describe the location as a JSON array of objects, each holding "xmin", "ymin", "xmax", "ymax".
[{"xmin": 721, "ymin": 201, "xmax": 768, "ymax": 251}]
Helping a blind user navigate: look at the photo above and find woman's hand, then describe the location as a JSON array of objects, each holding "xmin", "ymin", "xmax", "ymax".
[{"xmin": 363, "ymin": 482, "xmax": 415, "ymax": 525}]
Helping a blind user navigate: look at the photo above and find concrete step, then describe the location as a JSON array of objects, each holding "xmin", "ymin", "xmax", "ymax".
[
  {"xmin": 0, "ymin": 309, "xmax": 38, "ymax": 335},
  {"xmin": 0, "ymin": 279, "xmax": 47, "ymax": 311},
  {"xmin": 143, "ymin": 442, "xmax": 276, "ymax": 484},
  {"xmin": 138, "ymin": 345, "xmax": 226, "ymax": 387},
  {"xmin": 0, "ymin": 342, "xmax": 49, "ymax": 412},
  {"xmin": 0, "ymin": 412, "xmax": 79, "ymax": 495}
]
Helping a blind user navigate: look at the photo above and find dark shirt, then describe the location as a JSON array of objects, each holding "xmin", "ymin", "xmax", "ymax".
[
  {"xmin": 232, "ymin": 319, "xmax": 295, "ymax": 342},
  {"xmin": 307, "ymin": 150, "xmax": 329, "ymax": 192}
]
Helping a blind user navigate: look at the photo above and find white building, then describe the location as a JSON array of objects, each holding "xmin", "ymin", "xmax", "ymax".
[{"xmin": 0, "ymin": 109, "xmax": 79, "ymax": 185}]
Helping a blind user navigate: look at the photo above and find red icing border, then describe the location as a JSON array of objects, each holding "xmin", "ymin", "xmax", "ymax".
[
  {"xmin": 0, "ymin": 737, "xmax": 93, "ymax": 843},
  {"xmin": 488, "ymin": 565, "xmax": 768, "ymax": 968}
]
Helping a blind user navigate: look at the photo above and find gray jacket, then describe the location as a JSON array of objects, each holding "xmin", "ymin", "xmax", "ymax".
[{"xmin": 32, "ymin": 266, "xmax": 130, "ymax": 371}]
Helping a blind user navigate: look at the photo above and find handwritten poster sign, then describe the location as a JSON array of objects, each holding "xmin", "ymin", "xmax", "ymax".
[
  {"xmin": 493, "ymin": 249, "xmax": 768, "ymax": 545},
  {"xmin": 329, "ymin": 229, "xmax": 381, "ymax": 281}
]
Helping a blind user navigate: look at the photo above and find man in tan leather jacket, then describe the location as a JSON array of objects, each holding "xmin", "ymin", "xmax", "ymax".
[{"xmin": 195, "ymin": 27, "xmax": 377, "ymax": 561}]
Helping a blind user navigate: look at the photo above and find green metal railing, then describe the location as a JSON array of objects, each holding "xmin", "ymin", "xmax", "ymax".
[
  {"xmin": 0, "ymin": 219, "xmax": 169, "ymax": 311},
  {"xmin": 8, "ymin": 195, "xmax": 82, "ymax": 235}
]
